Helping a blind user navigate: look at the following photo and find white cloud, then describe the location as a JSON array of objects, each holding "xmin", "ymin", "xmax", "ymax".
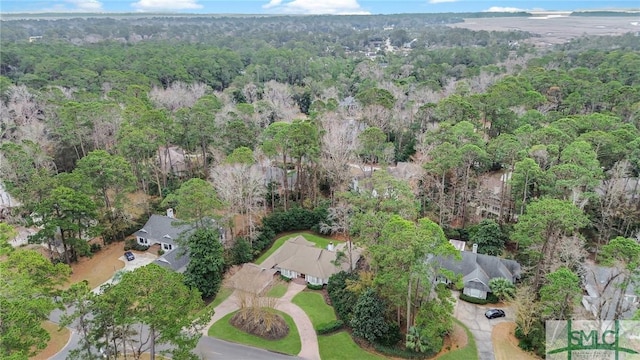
[
  {"xmin": 484, "ymin": 6, "xmax": 526, "ymax": 12},
  {"xmin": 263, "ymin": 0, "xmax": 370, "ymax": 15},
  {"xmin": 428, "ymin": 0, "xmax": 457, "ymax": 3},
  {"xmin": 132, "ymin": 0, "xmax": 203, "ymax": 11},
  {"xmin": 263, "ymin": 0, "xmax": 283, "ymax": 9},
  {"xmin": 67, "ymin": 0, "xmax": 103, "ymax": 11},
  {"xmin": 36, "ymin": 0, "xmax": 103, "ymax": 13},
  {"xmin": 42, "ymin": 0, "xmax": 103, "ymax": 12}
]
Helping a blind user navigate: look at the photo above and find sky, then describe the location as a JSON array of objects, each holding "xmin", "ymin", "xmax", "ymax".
[{"xmin": 1, "ymin": 0, "xmax": 639, "ymax": 14}]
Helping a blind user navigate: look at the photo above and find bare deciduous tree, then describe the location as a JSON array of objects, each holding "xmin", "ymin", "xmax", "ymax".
[
  {"xmin": 149, "ymin": 81, "xmax": 208, "ymax": 112},
  {"xmin": 509, "ymin": 285, "xmax": 540, "ymax": 337},
  {"xmin": 319, "ymin": 112, "xmax": 360, "ymax": 199},
  {"xmin": 210, "ymin": 162, "xmax": 265, "ymax": 241},
  {"xmin": 262, "ymin": 80, "xmax": 298, "ymax": 123}
]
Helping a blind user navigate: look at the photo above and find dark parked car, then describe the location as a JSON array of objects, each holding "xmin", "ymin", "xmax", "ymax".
[
  {"xmin": 485, "ymin": 309, "xmax": 505, "ymax": 319},
  {"xmin": 124, "ymin": 251, "xmax": 135, "ymax": 261}
]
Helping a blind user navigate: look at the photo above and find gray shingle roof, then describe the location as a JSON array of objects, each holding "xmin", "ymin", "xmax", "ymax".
[
  {"xmin": 154, "ymin": 248, "xmax": 189, "ymax": 273},
  {"xmin": 134, "ymin": 214, "xmax": 192, "ymax": 246},
  {"xmin": 136, "ymin": 214, "xmax": 194, "ymax": 273},
  {"xmin": 435, "ymin": 251, "xmax": 521, "ymax": 292}
]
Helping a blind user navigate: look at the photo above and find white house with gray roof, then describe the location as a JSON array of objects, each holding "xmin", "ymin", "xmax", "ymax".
[
  {"xmin": 135, "ymin": 213, "xmax": 192, "ymax": 253},
  {"xmin": 134, "ymin": 212, "xmax": 226, "ymax": 272},
  {"xmin": 134, "ymin": 213, "xmax": 194, "ymax": 272}
]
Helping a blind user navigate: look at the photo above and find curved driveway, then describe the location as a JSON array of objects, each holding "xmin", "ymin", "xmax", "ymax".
[
  {"xmin": 454, "ymin": 294, "xmax": 512, "ymax": 360},
  {"xmin": 204, "ymin": 282, "xmax": 320, "ymax": 360}
]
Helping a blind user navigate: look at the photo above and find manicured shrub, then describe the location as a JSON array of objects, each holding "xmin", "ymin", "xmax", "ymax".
[
  {"xmin": 459, "ymin": 292, "xmax": 499, "ymax": 305},
  {"xmin": 124, "ymin": 238, "xmax": 149, "ymax": 251},
  {"xmin": 327, "ymin": 271, "xmax": 359, "ymax": 322},
  {"xmin": 315, "ymin": 320, "xmax": 344, "ymax": 335},
  {"xmin": 307, "ymin": 283, "xmax": 323, "ymax": 290},
  {"xmin": 486, "ymin": 292, "xmax": 500, "ymax": 303},
  {"xmin": 350, "ymin": 288, "xmax": 388, "ymax": 344},
  {"xmin": 90, "ymin": 243, "xmax": 102, "ymax": 253},
  {"xmin": 372, "ymin": 343, "xmax": 428, "ymax": 359}
]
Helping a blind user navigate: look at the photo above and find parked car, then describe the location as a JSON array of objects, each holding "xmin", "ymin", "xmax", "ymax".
[
  {"xmin": 124, "ymin": 251, "xmax": 135, "ymax": 261},
  {"xmin": 485, "ymin": 309, "xmax": 505, "ymax": 319}
]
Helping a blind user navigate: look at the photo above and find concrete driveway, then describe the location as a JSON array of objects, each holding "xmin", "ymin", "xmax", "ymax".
[
  {"xmin": 92, "ymin": 251, "xmax": 157, "ymax": 293},
  {"xmin": 454, "ymin": 295, "xmax": 512, "ymax": 360}
]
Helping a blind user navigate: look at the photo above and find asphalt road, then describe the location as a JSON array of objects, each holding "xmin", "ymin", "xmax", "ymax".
[
  {"xmin": 49, "ymin": 309, "xmax": 299, "ymax": 360},
  {"xmin": 195, "ymin": 337, "xmax": 299, "ymax": 360}
]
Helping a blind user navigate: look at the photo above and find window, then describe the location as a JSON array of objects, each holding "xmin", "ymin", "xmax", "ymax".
[
  {"xmin": 163, "ymin": 243, "xmax": 173, "ymax": 251},
  {"xmin": 138, "ymin": 237, "xmax": 148, "ymax": 245}
]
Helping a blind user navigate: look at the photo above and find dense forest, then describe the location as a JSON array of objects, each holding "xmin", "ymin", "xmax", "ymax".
[{"xmin": 1, "ymin": 13, "xmax": 639, "ymax": 360}]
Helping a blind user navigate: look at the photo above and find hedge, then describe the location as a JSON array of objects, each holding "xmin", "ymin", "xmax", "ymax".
[
  {"xmin": 124, "ymin": 238, "xmax": 149, "ymax": 251},
  {"xmin": 327, "ymin": 271, "xmax": 360, "ymax": 322},
  {"xmin": 315, "ymin": 320, "xmax": 344, "ymax": 335},
  {"xmin": 252, "ymin": 206, "xmax": 328, "ymax": 258},
  {"xmin": 307, "ymin": 283, "xmax": 324, "ymax": 290},
  {"xmin": 372, "ymin": 343, "xmax": 428, "ymax": 359},
  {"xmin": 459, "ymin": 292, "xmax": 499, "ymax": 305}
]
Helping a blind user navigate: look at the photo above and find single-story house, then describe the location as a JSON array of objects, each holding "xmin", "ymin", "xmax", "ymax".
[
  {"xmin": 435, "ymin": 245, "xmax": 521, "ymax": 300},
  {"xmin": 260, "ymin": 236, "xmax": 361, "ymax": 286},
  {"xmin": 582, "ymin": 264, "xmax": 639, "ymax": 320}
]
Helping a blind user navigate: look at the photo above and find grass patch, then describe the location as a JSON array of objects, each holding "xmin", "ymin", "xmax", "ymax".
[
  {"xmin": 437, "ymin": 319, "xmax": 478, "ymax": 360},
  {"xmin": 291, "ymin": 291, "xmax": 337, "ymax": 328},
  {"xmin": 318, "ymin": 331, "xmax": 385, "ymax": 360},
  {"xmin": 266, "ymin": 283, "xmax": 288, "ymax": 298},
  {"xmin": 208, "ymin": 310, "xmax": 301, "ymax": 355},
  {"xmin": 31, "ymin": 321, "xmax": 71, "ymax": 360},
  {"xmin": 256, "ymin": 232, "xmax": 333, "ymax": 265},
  {"xmin": 211, "ymin": 287, "xmax": 233, "ymax": 308}
]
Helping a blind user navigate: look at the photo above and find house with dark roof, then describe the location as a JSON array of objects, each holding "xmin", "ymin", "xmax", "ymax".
[
  {"xmin": 434, "ymin": 244, "xmax": 521, "ymax": 300},
  {"xmin": 135, "ymin": 212, "xmax": 226, "ymax": 272},
  {"xmin": 134, "ymin": 213, "xmax": 192, "ymax": 253},
  {"xmin": 134, "ymin": 212, "xmax": 194, "ymax": 272}
]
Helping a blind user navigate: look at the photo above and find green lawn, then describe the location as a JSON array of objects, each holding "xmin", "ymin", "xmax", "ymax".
[
  {"xmin": 266, "ymin": 283, "xmax": 288, "ymax": 298},
  {"xmin": 318, "ymin": 331, "xmax": 386, "ymax": 360},
  {"xmin": 208, "ymin": 310, "xmax": 301, "ymax": 355},
  {"xmin": 255, "ymin": 232, "xmax": 333, "ymax": 265},
  {"xmin": 211, "ymin": 287, "xmax": 233, "ymax": 308},
  {"xmin": 291, "ymin": 291, "xmax": 337, "ymax": 328},
  {"xmin": 437, "ymin": 319, "xmax": 478, "ymax": 360}
]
